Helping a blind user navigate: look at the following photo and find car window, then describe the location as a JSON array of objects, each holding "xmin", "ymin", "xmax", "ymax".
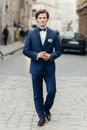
[
  {"xmin": 63, "ymin": 32, "xmax": 74, "ymax": 38},
  {"xmin": 75, "ymin": 33, "xmax": 85, "ymax": 38}
]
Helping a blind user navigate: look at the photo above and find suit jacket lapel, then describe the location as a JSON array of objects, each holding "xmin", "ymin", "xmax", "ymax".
[
  {"xmin": 43, "ymin": 28, "xmax": 50, "ymax": 50},
  {"xmin": 35, "ymin": 27, "xmax": 43, "ymax": 48}
]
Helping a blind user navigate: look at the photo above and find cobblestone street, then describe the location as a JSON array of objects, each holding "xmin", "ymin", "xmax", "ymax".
[
  {"xmin": 0, "ymin": 0, "xmax": 87, "ymax": 129},
  {"xmin": 0, "ymin": 75, "xmax": 87, "ymax": 130}
]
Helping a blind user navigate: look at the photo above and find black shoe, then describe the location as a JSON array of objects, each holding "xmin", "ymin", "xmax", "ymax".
[
  {"xmin": 37, "ymin": 118, "xmax": 46, "ymax": 126},
  {"xmin": 45, "ymin": 111, "xmax": 51, "ymax": 121}
]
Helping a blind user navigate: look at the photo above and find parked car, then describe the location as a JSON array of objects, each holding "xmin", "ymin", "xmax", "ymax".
[{"xmin": 60, "ymin": 31, "xmax": 87, "ymax": 55}]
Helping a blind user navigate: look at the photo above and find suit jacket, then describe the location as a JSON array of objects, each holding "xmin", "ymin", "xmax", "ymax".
[{"xmin": 23, "ymin": 27, "xmax": 62, "ymax": 74}]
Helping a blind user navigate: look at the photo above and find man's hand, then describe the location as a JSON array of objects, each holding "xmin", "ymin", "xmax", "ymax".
[
  {"xmin": 41, "ymin": 52, "xmax": 51, "ymax": 61},
  {"xmin": 37, "ymin": 51, "xmax": 51, "ymax": 61},
  {"xmin": 37, "ymin": 51, "xmax": 46, "ymax": 59}
]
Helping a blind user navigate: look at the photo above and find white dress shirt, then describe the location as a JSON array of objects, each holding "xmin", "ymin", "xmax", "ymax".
[
  {"xmin": 37, "ymin": 27, "xmax": 47, "ymax": 60},
  {"xmin": 39, "ymin": 26, "xmax": 47, "ymax": 45}
]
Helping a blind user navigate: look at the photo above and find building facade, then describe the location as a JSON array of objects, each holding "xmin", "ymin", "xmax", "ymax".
[
  {"xmin": 0, "ymin": 0, "xmax": 79, "ymax": 43},
  {"xmin": 58, "ymin": 0, "xmax": 78, "ymax": 32},
  {"xmin": 0, "ymin": 0, "xmax": 2, "ymax": 39},
  {"xmin": 29, "ymin": 0, "xmax": 78, "ymax": 32},
  {"xmin": 30, "ymin": 0, "xmax": 61, "ymax": 31},
  {"xmin": 77, "ymin": 0, "xmax": 87, "ymax": 36},
  {"xmin": 0, "ymin": 0, "xmax": 14, "ymax": 42},
  {"xmin": 0, "ymin": 0, "xmax": 31, "ymax": 43}
]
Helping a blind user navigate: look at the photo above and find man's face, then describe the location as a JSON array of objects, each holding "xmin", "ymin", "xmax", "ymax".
[{"xmin": 37, "ymin": 13, "xmax": 48, "ymax": 27}]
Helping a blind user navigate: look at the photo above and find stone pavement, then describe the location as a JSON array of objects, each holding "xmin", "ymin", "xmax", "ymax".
[
  {"xmin": 0, "ymin": 41, "xmax": 87, "ymax": 130},
  {"xmin": 0, "ymin": 75, "xmax": 87, "ymax": 130},
  {"xmin": 0, "ymin": 41, "xmax": 24, "ymax": 58}
]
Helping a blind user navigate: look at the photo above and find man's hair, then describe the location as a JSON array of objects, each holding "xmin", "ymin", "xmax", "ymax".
[{"xmin": 35, "ymin": 9, "xmax": 49, "ymax": 19}]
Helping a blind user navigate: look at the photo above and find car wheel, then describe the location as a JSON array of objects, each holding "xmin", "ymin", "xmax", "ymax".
[{"xmin": 81, "ymin": 50, "xmax": 86, "ymax": 55}]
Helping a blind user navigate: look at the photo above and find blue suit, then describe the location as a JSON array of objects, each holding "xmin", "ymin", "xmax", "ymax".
[{"xmin": 23, "ymin": 27, "xmax": 62, "ymax": 118}]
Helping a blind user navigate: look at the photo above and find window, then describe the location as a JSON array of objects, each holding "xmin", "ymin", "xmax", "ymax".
[
  {"xmin": 32, "ymin": 0, "xmax": 37, "ymax": 2},
  {"xmin": 20, "ymin": 0, "xmax": 24, "ymax": 8},
  {"xmin": 32, "ymin": 9, "xmax": 36, "ymax": 17}
]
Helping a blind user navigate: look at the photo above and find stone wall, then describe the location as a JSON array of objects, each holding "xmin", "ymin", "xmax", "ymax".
[
  {"xmin": 77, "ymin": 0, "xmax": 87, "ymax": 37},
  {"xmin": 0, "ymin": 0, "xmax": 31, "ymax": 43}
]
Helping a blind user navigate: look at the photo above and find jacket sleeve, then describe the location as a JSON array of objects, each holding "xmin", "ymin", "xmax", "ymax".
[
  {"xmin": 23, "ymin": 31, "xmax": 38, "ymax": 61},
  {"xmin": 50, "ymin": 32, "xmax": 62, "ymax": 61}
]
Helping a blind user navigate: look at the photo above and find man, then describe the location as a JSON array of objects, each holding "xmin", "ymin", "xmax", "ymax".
[
  {"xmin": 23, "ymin": 9, "xmax": 62, "ymax": 126},
  {"xmin": 19, "ymin": 28, "xmax": 25, "ymax": 43},
  {"xmin": 2, "ymin": 25, "xmax": 9, "ymax": 45}
]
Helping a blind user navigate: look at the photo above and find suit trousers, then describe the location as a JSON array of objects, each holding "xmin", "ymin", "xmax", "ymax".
[{"xmin": 31, "ymin": 73, "xmax": 56, "ymax": 118}]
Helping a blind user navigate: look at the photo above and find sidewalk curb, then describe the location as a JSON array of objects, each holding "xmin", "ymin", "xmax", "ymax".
[{"xmin": 4, "ymin": 46, "xmax": 23, "ymax": 56}]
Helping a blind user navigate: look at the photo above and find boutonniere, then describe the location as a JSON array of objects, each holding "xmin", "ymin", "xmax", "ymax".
[{"xmin": 48, "ymin": 38, "xmax": 53, "ymax": 44}]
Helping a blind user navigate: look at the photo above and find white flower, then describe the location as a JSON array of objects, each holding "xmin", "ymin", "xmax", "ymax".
[{"xmin": 48, "ymin": 38, "xmax": 53, "ymax": 43}]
